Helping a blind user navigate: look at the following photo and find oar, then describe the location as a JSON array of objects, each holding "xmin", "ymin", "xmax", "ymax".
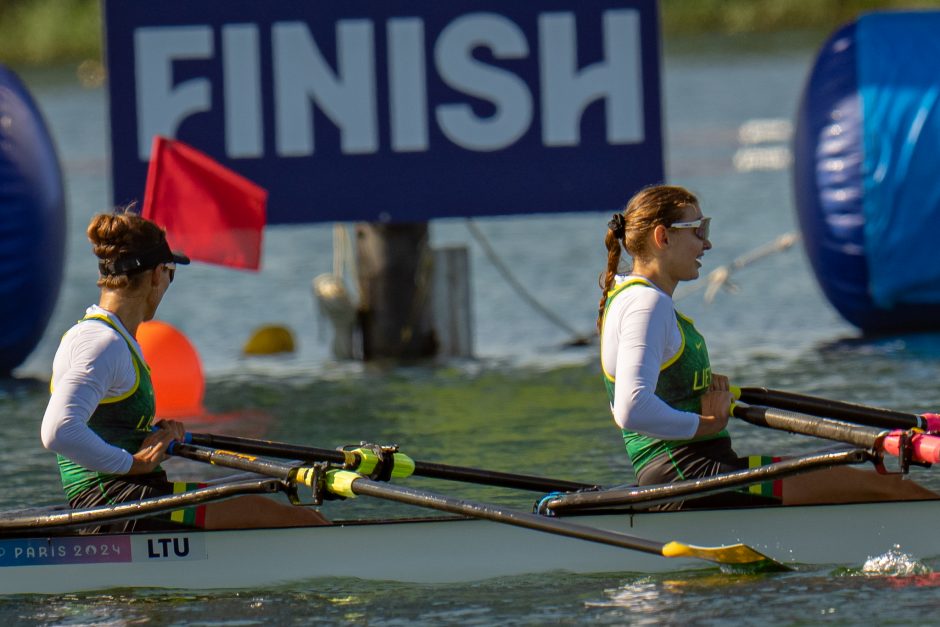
[
  {"xmin": 731, "ymin": 402, "xmax": 940, "ymax": 464},
  {"xmin": 0, "ymin": 478, "xmax": 284, "ymax": 534},
  {"xmin": 185, "ymin": 432, "xmax": 596, "ymax": 493},
  {"xmin": 735, "ymin": 386, "xmax": 940, "ymax": 431},
  {"xmin": 169, "ymin": 442, "xmax": 789, "ymax": 571},
  {"xmin": 541, "ymin": 448, "xmax": 869, "ymax": 514}
]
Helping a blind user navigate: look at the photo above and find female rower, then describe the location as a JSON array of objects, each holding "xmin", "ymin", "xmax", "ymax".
[
  {"xmin": 598, "ymin": 184, "xmax": 936, "ymax": 510},
  {"xmin": 41, "ymin": 208, "xmax": 329, "ymax": 531}
]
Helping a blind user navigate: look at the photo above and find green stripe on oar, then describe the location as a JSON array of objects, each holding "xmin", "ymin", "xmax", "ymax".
[
  {"xmin": 167, "ymin": 443, "xmax": 787, "ymax": 571},
  {"xmin": 733, "ymin": 386, "xmax": 935, "ymax": 431},
  {"xmin": 186, "ymin": 432, "xmax": 596, "ymax": 493}
]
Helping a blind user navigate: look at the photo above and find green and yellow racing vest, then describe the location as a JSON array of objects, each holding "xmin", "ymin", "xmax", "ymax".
[
  {"xmin": 55, "ymin": 314, "xmax": 161, "ymax": 501},
  {"xmin": 601, "ymin": 279, "xmax": 730, "ymax": 473}
]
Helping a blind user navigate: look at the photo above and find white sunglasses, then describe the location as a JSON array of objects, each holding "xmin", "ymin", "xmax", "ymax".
[{"xmin": 668, "ymin": 217, "xmax": 711, "ymax": 240}]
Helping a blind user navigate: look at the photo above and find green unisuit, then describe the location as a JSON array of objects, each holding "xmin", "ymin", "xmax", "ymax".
[
  {"xmin": 601, "ymin": 279, "xmax": 730, "ymax": 474},
  {"xmin": 55, "ymin": 315, "xmax": 162, "ymax": 501}
]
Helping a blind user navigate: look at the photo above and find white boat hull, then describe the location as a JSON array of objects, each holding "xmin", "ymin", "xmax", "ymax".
[{"xmin": 1, "ymin": 499, "xmax": 937, "ymax": 594}]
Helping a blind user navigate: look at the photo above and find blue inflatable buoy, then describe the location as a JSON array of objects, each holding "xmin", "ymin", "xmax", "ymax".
[
  {"xmin": 0, "ymin": 66, "xmax": 65, "ymax": 375},
  {"xmin": 794, "ymin": 12, "xmax": 940, "ymax": 334}
]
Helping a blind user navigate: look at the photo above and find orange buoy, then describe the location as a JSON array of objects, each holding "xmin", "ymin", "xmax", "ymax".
[{"xmin": 137, "ymin": 320, "xmax": 205, "ymax": 418}]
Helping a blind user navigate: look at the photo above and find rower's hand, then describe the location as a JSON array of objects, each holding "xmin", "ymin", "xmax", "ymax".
[
  {"xmin": 709, "ymin": 373, "xmax": 730, "ymax": 392},
  {"xmin": 127, "ymin": 419, "xmax": 186, "ymax": 475},
  {"xmin": 695, "ymin": 389, "xmax": 733, "ymax": 437}
]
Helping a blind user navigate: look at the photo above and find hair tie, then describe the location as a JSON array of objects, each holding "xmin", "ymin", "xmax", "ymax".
[{"xmin": 607, "ymin": 213, "xmax": 626, "ymax": 239}]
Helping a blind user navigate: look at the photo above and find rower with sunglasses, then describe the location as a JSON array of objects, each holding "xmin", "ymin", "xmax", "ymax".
[
  {"xmin": 41, "ymin": 207, "xmax": 329, "ymax": 531},
  {"xmin": 597, "ymin": 185, "xmax": 936, "ymax": 510}
]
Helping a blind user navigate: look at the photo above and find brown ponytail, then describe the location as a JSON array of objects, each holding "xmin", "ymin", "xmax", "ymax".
[
  {"xmin": 87, "ymin": 204, "xmax": 168, "ymax": 290},
  {"xmin": 596, "ymin": 185, "xmax": 699, "ymax": 331}
]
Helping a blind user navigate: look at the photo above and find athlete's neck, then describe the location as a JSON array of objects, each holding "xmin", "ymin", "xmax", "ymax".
[
  {"xmin": 97, "ymin": 292, "xmax": 150, "ymax": 337},
  {"xmin": 628, "ymin": 266, "xmax": 676, "ymax": 296}
]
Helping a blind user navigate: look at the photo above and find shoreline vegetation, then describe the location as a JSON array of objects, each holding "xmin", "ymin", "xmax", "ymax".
[{"xmin": 1, "ymin": 0, "xmax": 940, "ymax": 67}]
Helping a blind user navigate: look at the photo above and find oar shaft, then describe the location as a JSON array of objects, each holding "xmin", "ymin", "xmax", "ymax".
[
  {"xmin": 732, "ymin": 403, "xmax": 940, "ymax": 464},
  {"xmin": 345, "ymin": 475, "xmax": 666, "ymax": 556},
  {"xmin": 544, "ymin": 449, "xmax": 869, "ymax": 513},
  {"xmin": 737, "ymin": 387, "xmax": 934, "ymax": 431},
  {"xmin": 170, "ymin": 442, "xmax": 301, "ymax": 481},
  {"xmin": 172, "ymin": 443, "xmax": 661, "ymax": 553},
  {"xmin": 732, "ymin": 403, "xmax": 883, "ymax": 448},
  {"xmin": 410, "ymin": 460, "xmax": 591, "ymax": 493},
  {"xmin": 0, "ymin": 479, "xmax": 283, "ymax": 534},
  {"xmin": 187, "ymin": 432, "xmax": 594, "ymax": 493},
  {"xmin": 189, "ymin": 433, "xmax": 347, "ymax": 465},
  {"xmin": 170, "ymin": 443, "xmax": 785, "ymax": 569}
]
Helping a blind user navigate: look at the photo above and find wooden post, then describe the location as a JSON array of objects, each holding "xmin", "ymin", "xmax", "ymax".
[
  {"xmin": 431, "ymin": 246, "xmax": 473, "ymax": 358},
  {"xmin": 355, "ymin": 222, "xmax": 437, "ymax": 360}
]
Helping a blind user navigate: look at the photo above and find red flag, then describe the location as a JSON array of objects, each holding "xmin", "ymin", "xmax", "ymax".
[{"xmin": 142, "ymin": 136, "xmax": 267, "ymax": 270}]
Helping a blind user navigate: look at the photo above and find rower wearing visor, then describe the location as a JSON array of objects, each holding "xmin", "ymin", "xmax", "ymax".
[
  {"xmin": 41, "ymin": 206, "xmax": 329, "ymax": 532},
  {"xmin": 598, "ymin": 184, "xmax": 936, "ymax": 510}
]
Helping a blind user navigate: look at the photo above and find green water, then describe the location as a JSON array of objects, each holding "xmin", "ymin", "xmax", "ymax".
[{"xmin": 5, "ymin": 359, "xmax": 940, "ymax": 623}]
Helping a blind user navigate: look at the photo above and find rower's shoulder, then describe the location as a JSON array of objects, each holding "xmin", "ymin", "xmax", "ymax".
[
  {"xmin": 60, "ymin": 318, "xmax": 128, "ymax": 361},
  {"xmin": 611, "ymin": 278, "xmax": 671, "ymax": 310}
]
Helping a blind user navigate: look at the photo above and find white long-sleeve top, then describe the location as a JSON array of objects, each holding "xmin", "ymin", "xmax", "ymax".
[
  {"xmin": 40, "ymin": 305, "xmax": 142, "ymax": 474},
  {"xmin": 601, "ymin": 277, "xmax": 700, "ymax": 439}
]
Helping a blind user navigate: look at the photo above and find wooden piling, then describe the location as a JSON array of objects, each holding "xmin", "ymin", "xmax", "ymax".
[{"xmin": 355, "ymin": 222, "xmax": 437, "ymax": 360}]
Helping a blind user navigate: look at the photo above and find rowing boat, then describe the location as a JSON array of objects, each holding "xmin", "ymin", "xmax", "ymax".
[
  {"xmin": 1, "ymin": 498, "xmax": 938, "ymax": 594},
  {"xmin": 3, "ymin": 388, "xmax": 937, "ymax": 594}
]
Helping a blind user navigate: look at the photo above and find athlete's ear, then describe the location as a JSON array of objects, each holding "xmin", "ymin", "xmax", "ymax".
[{"xmin": 652, "ymin": 224, "xmax": 669, "ymax": 249}]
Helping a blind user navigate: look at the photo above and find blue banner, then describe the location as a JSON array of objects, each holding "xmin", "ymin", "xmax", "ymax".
[{"xmin": 105, "ymin": 0, "xmax": 663, "ymax": 224}]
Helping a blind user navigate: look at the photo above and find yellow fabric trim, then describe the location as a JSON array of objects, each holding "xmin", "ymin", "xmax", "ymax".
[
  {"xmin": 599, "ymin": 278, "xmax": 656, "ymax": 382},
  {"xmin": 660, "ymin": 316, "xmax": 686, "ymax": 371}
]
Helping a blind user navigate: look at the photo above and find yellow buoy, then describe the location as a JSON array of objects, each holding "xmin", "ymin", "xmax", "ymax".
[{"xmin": 243, "ymin": 324, "xmax": 296, "ymax": 355}]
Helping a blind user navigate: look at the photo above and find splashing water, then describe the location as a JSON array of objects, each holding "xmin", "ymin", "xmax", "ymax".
[{"xmin": 862, "ymin": 545, "xmax": 931, "ymax": 577}]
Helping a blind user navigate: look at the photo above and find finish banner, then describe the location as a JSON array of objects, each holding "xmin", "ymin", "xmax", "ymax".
[{"xmin": 105, "ymin": 0, "xmax": 663, "ymax": 224}]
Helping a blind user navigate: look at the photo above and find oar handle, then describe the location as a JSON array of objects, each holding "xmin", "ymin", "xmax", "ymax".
[
  {"xmin": 731, "ymin": 401, "xmax": 940, "ymax": 465},
  {"xmin": 730, "ymin": 401, "xmax": 883, "ymax": 448},
  {"xmin": 882, "ymin": 431, "xmax": 940, "ymax": 464},
  {"xmin": 183, "ymin": 431, "xmax": 594, "ymax": 493},
  {"xmin": 731, "ymin": 386, "xmax": 940, "ymax": 432}
]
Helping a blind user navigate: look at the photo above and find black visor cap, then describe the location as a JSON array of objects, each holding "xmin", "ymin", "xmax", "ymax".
[{"xmin": 99, "ymin": 240, "xmax": 190, "ymax": 277}]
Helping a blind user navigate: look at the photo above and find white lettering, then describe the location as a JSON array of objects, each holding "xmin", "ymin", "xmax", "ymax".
[
  {"xmin": 272, "ymin": 20, "xmax": 378, "ymax": 156},
  {"xmin": 131, "ymin": 11, "xmax": 649, "ymax": 159},
  {"xmin": 434, "ymin": 13, "xmax": 532, "ymax": 151},
  {"xmin": 135, "ymin": 26, "xmax": 213, "ymax": 160},
  {"xmin": 388, "ymin": 18, "xmax": 428, "ymax": 152},
  {"xmin": 223, "ymin": 24, "xmax": 263, "ymax": 157},
  {"xmin": 539, "ymin": 10, "xmax": 643, "ymax": 146}
]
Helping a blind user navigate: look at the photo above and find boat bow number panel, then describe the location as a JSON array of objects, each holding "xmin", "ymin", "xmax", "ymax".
[
  {"xmin": 0, "ymin": 534, "xmax": 206, "ymax": 567},
  {"xmin": 104, "ymin": 0, "xmax": 663, "ymax": 224}
]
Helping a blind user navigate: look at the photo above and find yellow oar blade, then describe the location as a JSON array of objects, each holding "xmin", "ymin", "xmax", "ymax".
[{"xmin": 662, "ymin": 541, "xmax": 789, "ymax": 571}]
